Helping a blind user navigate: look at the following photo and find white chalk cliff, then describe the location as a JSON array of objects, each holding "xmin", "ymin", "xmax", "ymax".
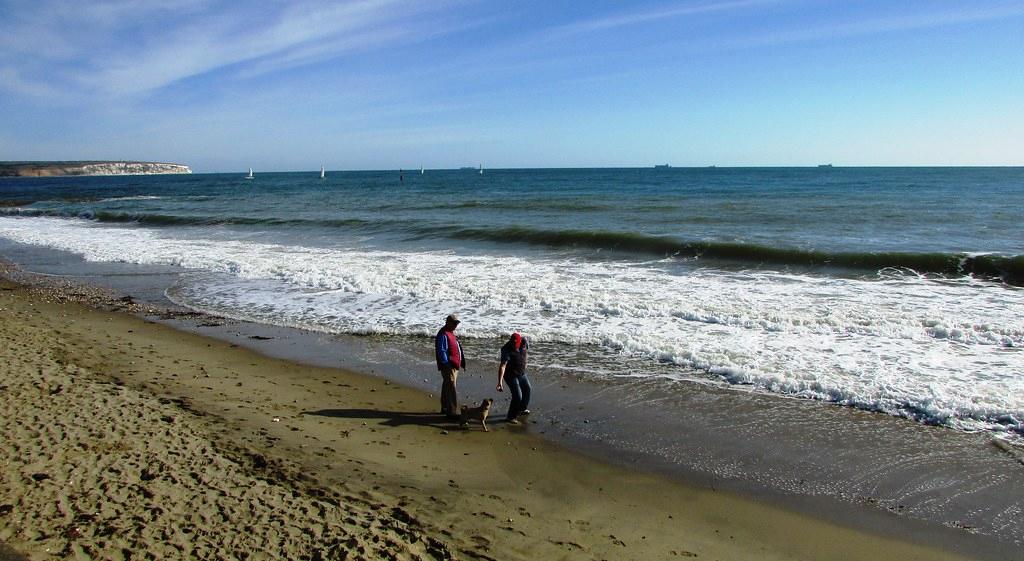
[{"xmin": 0, "ymin": 161, "xmax": 192, "ymax": 177}]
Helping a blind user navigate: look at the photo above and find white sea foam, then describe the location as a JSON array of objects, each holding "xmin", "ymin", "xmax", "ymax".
[
  {"xmin": 2, "ymin": 216, "xmax": 1022, "ymax": 434},
  {"xmin": 99, "ymin": 195, "xmax": 163, "ymax": 202}
]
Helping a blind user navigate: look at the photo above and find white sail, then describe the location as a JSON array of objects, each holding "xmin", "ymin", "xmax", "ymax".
[
  {"xmin": 479, "ymin": 164, "xmax": 483, "ymax": 175},
  {"xmin": 245, "ymin": 167, "xmax": 254, "ymax": 179},
  {"xmin": 420, "ymin": 166, "xmax": 424, "ymax": 175},
  {"xmin": 320, "ymin": 165, "xmax": 325, "ymax": 179}
]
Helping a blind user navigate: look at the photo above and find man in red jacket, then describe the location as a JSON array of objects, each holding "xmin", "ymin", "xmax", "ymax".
[{"xmin": 435, "ymin": 314, "xmax": 467, "ymax": 418}]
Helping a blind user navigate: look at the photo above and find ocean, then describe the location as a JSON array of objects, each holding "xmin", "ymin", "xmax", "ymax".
[{"xmin": 2, "ymin": 167, "xmax": 1021, "ymax": 437}]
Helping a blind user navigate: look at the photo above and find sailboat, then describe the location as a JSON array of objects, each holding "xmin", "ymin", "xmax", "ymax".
[
  {"xmin": 320, "ymin": 164, "xmax": 325, "ymax": 179},
  {"xmin": 420, "ymin": 166, "xmax": 424, "ymax": 175},
  {"xmin": 479, "ymin": 164, "xmax": 483, "ymax": 175},
  {"xmin": 245, "ymin": 167, "xmax": 254, "ymax": 180}
]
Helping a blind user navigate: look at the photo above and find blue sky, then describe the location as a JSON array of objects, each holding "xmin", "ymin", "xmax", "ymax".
[{"xmin": 1, "ymin": 0, "xmax": 1022, "ymax": 171}]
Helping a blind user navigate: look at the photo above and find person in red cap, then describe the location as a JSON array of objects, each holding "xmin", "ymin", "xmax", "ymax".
[
  {"xmin": 496, "ymin": 331, "xmax": 531, "ymax": 424},
  {"xmin": 435, "ymin": 313, "xmax": 466, "ymax": 418}
]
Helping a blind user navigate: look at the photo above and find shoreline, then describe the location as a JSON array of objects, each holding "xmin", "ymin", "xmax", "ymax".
[{"xmin": 0, "ymin": 262, "xmax": 1006, "ymax": 560}]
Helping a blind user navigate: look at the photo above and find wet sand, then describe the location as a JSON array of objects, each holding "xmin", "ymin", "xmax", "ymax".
[{"xmin": 0, "ymin": 268, "xmax": 996, "ymax": 560}]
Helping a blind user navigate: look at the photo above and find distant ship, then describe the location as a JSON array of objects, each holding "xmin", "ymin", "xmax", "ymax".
[
  {"xmin": 818, "ymin": 164, "xmax": 833, "ymax": 168},
  {"xmin": 420, "ymin": 166, "xmax": 424, "ymax": 175},
  {"xmin": 654, "ymin": 164, "xmax": 672, "ymax": 169},
  {"xmin": 245, "ymin": 167, "xmax": 254, "ymax": 180},
  {"xmin": 479, "ymin": 164, "xmax": 484, "ymax": 175},
  {"xmin": 319, "ymin": 164, "xmax": 325, "ymax": 179}
]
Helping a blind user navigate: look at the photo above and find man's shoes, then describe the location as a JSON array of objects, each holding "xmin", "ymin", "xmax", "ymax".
[
  {"xmin": 506, "ymin": 418, "xmax": 520, "ymax": 425},
  {"xmin": 520, "ymin": 410, "xmax": 530, "ymax": 416}
]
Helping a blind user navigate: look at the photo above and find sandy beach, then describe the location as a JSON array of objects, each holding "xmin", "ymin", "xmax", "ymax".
[{"xmin": 0, "ymin": 269, "xmax": 994, "ymax": 561}]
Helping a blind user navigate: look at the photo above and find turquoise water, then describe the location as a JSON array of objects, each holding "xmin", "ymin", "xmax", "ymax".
[{"xmin": 1, "ymin": 167, "xmax": 1023, "ymax": 436}]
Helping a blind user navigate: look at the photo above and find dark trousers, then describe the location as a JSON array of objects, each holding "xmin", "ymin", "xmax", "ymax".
[
  {"xmin": 440, "ymin": 367, "xmax": 459, "ymax": 416},
  {"xmin": 505, "ymin": 373, "xmax": 531, "ymax": 420}
]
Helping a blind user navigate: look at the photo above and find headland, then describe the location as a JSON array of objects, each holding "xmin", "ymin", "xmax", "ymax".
[{"xmin": 0, "ymin": 161, "xmax": 191, "ymax": 177}]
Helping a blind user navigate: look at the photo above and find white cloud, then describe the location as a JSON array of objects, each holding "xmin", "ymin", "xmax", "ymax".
[
  {"xmin": 0, "ymin": 0, "xmax": 469, "ymax": 99},
  {"xmin": 725, "ymin": 3, "xmax": 1024, "ymax": 48},
  {"xmin": 547, "ymin": 0, "xmax": 776, "ymax": 37},
  {"xmin": 0, "ymin": 66, "xmax": 69, "ymax": 101},
  {"xmin": 235, "ymin": 24, "xmax": 413, "ymax": 80},
  {"xmin": 87, "ymin": 0, "xmax": 430, "ymax": 95}
]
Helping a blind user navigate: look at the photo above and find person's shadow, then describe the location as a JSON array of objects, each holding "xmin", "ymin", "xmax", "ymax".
[{"xmin": 302, "ymin": 408, "xmax": 456, "ymax": 430}]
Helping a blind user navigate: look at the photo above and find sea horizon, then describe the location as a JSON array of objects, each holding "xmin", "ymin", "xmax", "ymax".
[{"xmin": 195, "ymin": 164, "xmax": 1024, "ymax": 173}]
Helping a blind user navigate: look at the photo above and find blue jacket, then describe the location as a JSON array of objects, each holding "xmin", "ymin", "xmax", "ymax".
[{"xmin": 435, "ymin": 328, "xmax": 467, "ymax": 370}]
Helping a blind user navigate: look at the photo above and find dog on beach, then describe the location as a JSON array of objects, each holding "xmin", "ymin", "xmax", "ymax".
[{"xmin": 459, "ymin": 398, "xmax": 493, "ymax": 432}]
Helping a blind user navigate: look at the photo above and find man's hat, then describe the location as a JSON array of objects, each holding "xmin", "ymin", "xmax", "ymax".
[{"xmin": 446, "ymin": 313, "xmax": 461, "ymax": 324}]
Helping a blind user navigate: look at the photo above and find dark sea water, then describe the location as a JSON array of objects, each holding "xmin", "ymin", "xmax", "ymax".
[{"xmin": 3, "ymin": 167, "xmax": 1024, "ymax": 554}]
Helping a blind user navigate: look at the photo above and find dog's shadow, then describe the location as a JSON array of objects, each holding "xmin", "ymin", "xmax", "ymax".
[{"xmin": 302, "ymin": 408, "xmax": 455, "ymax": 430}]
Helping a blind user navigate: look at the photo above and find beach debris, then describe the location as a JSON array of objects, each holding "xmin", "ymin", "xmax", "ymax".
[
  {"xmin": 948, "ymin": 520, "xmax": 978, "ymax": 533},
  {"xmin": 30, "ymin": 472, "xmax": 51, "ymax": 482},
  {"xmin": 248, "ymin": 453, "xmax": 269, "ymax": 469},
  {"xmin": 0, "ymin": 504, "xmax": 12, "ymax": 516},
  {"xmin": 440, "ymin": 430, "xmax": 449, "ymax": 435},
  {"xmin": 64, "ymin": 526, "xmax": 83, "ymax": 539},
  {"xmin": 552, "ymin": 540, "xmax": 584, "ymax": 551},
  {"xmin": 272, "ymin": 416, "xmax": 281, "ymax": 422},
  {"xmin": 424, "ymin": 537, "xmax": 454, "ymax": 561},
  {"xmin": 249, "ymin": 335, "xmax": 273, "ymax": 340}
]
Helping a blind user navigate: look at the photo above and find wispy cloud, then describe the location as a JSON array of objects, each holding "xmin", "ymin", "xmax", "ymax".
[
  {"xmin": 93, "ymin": 0, "xmax": 450, "ymax": 95},
  {"xmin": 0, "ymin": 0, "xmax": 472, "ymax": 100},
  {"xmin": 0, "ymin": 66, "xmax": 70, "ymax": 101},
  {"xmin": 723, "ymin": 3, "xmax": 1024, "ymax": 48},
  {"xmin": 546, "ymin": 0, "xmax": 775, "ymax": 38}
]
